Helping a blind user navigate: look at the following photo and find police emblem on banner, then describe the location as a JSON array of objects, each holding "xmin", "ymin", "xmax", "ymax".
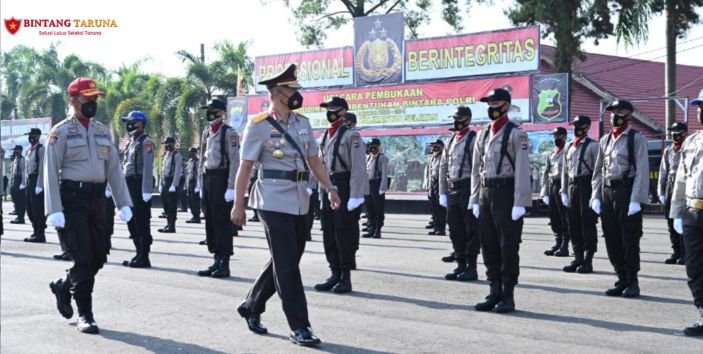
[
  {"xmin": 354, "ymin": 13, "xmax": 404, "ymax": 86},
  {"xmin": 532, "ymin": 73, "xmax": 569, "ymax": 123}
]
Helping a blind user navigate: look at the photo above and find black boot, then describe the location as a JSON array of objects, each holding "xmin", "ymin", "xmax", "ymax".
[
  {"xmin": 185, "ymin": 217, "xmax": 201, "ymax": 224},
  {"xmin": 544, "ymin": 237, "xmax": 561, "ymax": 256},
  {"xmin": 197, "ymin": 254, "xmax": 221, "ymax": 276},
  {"xmin": 457, "ymin": 255, "xmax": 478, "ymax": 281},
  {"xmin": 622, "ymin": 275, "xmax": 640, "ymax": 298},
  {"xmin": 554, "ymin": 236, "xmax": 570, "ymax": 257},
  {"xmin": 332, "ymin": 269, "xmax": 352, "ymax": 293},
  {"xmin": 75, "ymin": 297, "xmax": 99, "ymax": 334},
  {"xmin": 495, "ymin": 282, "xmax": 516, "ymax": 313},
  {"xmin": 211, "ymin": 255, "xmax": 230, "ymax": 278},
  {"xmin": 577, "ymin": 251, "xmax": 594, "ymax": 273},
  {"xmin": 475, "ymin": 280, "xmax": 502, "ymax": 311},
  {"xmin": 237, "ymin": 301, "xmax": 268, "ymax": 334},
  {"xmin": 130, "ymin": 239, "xmax": 151, "ymax": 268},
  {"xmin": 664, "ymin": 251, "xmax": 680, "ymax": 264},
  {"xmin": 123, "ymin": 238, "xmax": 141, "ymax": 267},
  {"xmin": 362, "ymin": 226, "xmax": 375, "ymax": 238},
  {"xmin": 198, "ymin": 239, "xmax": 207, "ymax": 245},
  {"xmin": 314, "ymin": 269, "xmax": 341, "ymax": 291},
  {"xmin": 563, "ymin": 251, "xmax": 584, "ymax": 273},
  {"xmin": 53, "ymin": 251, "xmax": 72, "ymax": 261},
  {"xmin": 425, "ymin": 222, "xmax": 435, "ymax": 229},
  {"xmin": 445, "ymin": 259, "xmax": 467, "ymax": 280},
  {"xmin": 683, "ymin": 307, "xmax": 703, "ymax": 336},
  {"xmin": 10, "ymin": 218, "xmax": 25, "ymax": 224},
  {"xmin": 49, "ymin": 277, "xmax": 73, "ymax": 319},
  {"xmin": 441, "ymin": 252, "xmax": 456, "ymax": 263},
  {"xmin": 158, "ymin": 223, "xmax": 176, "ymax": 233},
  {"xmin": 605, "ymin": 273, "xmax": 628, "ymax": 296},
  {"xmin": 24, "ymin": 232, "xmax": 46, "ymax": 243},
  {"xmin": 372, "ymin": 226, "xmax": 382, "ymax": 239}
]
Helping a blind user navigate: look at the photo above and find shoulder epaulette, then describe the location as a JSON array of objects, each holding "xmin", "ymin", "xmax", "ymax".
[
  {"xmin": 296, "ymin": 112, "xmax": 309, "ymax": 120},
  {"xmin": 252, "ymin": 112, "xmax": 270, "ymax": 124}
]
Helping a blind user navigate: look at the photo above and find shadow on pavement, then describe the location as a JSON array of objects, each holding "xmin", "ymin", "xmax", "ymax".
[
  {"xmin": 518, "ymin": 282, "xmax": 692, "ymax": 306},
  {"xmin": 266, "ymin": 333, "xmax": 395, "ymax": 353},
  {"xmin": 520, "ymin": 264, "xmax": 687, "ymax": 282},
  {"xmin": 99, "ymin": 329, "xmax": 229, "ymax": 354},
  {"xmin": 512, "ymin": 310, "xmax": 678, "ymax": 336}
]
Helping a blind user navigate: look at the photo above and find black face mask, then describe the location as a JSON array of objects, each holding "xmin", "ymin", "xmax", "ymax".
[
  {"xmin": 487, "ymin": 105, "xmax": 506, "ymax": 121},
  {"xmin": 454, "ymin": 119, "xmax": 468, "ymax": 131},
  {"xmin": 326, "ymin": 109, "xmax": 342, "ymax": 123},
  {"xmin": 165, "ymin": 145, "xmax": 175, "ymax": 151},
  {"xmin": 79, "ymin": 100, "xmax": 98, "ymax": 118},
  {"xmin": 206, "ymin": 111, "xmax": 221, "ymax": 122},
  {"xmin": 28, "ymin": 136, "xmax": 39, "ymax": 144},
  {"xmin": 553, "ymin": 138, "xmax": 565, "ymax": 147},
  {"xmin": 673, "ymin": 132, "xmax": 686, "ymax": 142},
  {"xmin": 698, "ymin": 110, "xmax": 703, "ymax": 125},
  {"xmin": 611, "ymin": 113, "xmax": 628, "ymax": 127},
  {"xmin": 284, "ymin": 91, "xmax": 303, "ymax": 110},
  {"xmin": 432, "ymin": 146, "xmax": 442, "ymax": 152},
  {"xmin": 126, "ymin": 123, "xmax": 138, "ymax": 133},
  {"xmin": 369, "ymin": 146, "xmax": 378, "ymax": 153},
  {"xmin": 574, "ymin": 127, "xmax": 589, "ymax": 138}
]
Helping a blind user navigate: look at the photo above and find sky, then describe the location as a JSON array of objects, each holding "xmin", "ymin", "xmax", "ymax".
[{"xmin": 1, "ymin": 0, "xmax": 702, "ymax": 79}]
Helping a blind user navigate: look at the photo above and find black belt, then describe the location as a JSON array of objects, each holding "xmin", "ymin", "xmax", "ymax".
[
  {"xmin": 551, "ymin": 177, "xmax": 561, "ymax": 184},
  {"xmin": 481, "ymin": 177, "xmax": 514, "ymax": 188},
  {"xmin": 605, "ymin": 177, "xmax": 634, "ymax": 188},
  {"xmin": 569, "ymin": 175, "xmax": 592, "ymax": 184},
  {"xmin": 126, "ymin": 175, "xmax": 142, "ymax": 182},
  {"xmin": 262, "ymin": 169, "xmax": 309, "ymax": 182},
  {"xmin": 448, "ymin": 178, "xmax": 470, "ymax": 190},
  {"xmin": 205, "ymin": 168, "xmax": 228, "ymax": 176},
  {"xmin": 60, "ymin": 180, "xmax": 106, "ymax": 195},
  {"xmin": 330, "ymin": 171, "xmax": 351, "ymax": 181}
]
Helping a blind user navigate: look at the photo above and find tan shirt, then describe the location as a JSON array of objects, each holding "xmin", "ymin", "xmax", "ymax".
[
  {"xmin": 160, "ymin": 151, "xmax": 183, "ymax": 188},
  {"xmin": 319, "ymin": 126, "xmax": 367, "ymax": 198},
  {"xmin": 541, "ymin": 148, "xmax": 564, "ymax": 196},
  {"xmin": 23, "ymin": 144, "xmax": 45, "ymax": 189},
  {"xmin": 242, "ymin": 112, "xmax": 318, "ymax": 215},
  {"xmin": 10, "ymin": 155, "xmax": 24, "ymax": 187},
  {"xmin": 185, "ymin": 158, "xmax": 199, "ymax": 190},
  {"xmin": 591, "ymin": 128, "xmax": 650, "ymax": 204},
  {"xmin": 423, "ymin": 152, "xmax": 442, "ymax": 189},
  {"xmin": 43, "ymin": 116, "xmax": 132, "ymax": 215},
  {"xmin": 122, "ymin": 134, "xmax": 154, "ymax": 194},
  {"xmin": 198, "ymin": 124, "xmax": 240, "ymax": 190},
  {"xmin": 439, "ymin": 131, "xmax": 476, "ymax": 194},
  {"xmin": 658, "ymin": 145, "xmax": 681, "ymax": 197},
  {"xmin": 469, "ymin": 123, "xmax": 532, "ymax": 207},
  {"xmin": 560, "ymin": 137, "xmax": 599, "ymax": 194},
  {"xmin": 671, "ymin": 132, "xmax": 703, "ymax": 218},
  {"xmin": 366, "ymin": 152, "xmax": 389, "ymax": 192}
]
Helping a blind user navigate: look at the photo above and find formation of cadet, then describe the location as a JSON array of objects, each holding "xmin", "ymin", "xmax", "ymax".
[
  {"xmin": 158, "ymin": 137, "xmax": 182, "ymax": 233},
  {"xmin": 439, "ymin": 106, "xmax": 480, "ymax": 282},
  {"xmin": 120, "ymin": 111, "xmax": 155, "ymax": 268},
  {"xmin": 424, "ymin": 139, "xmax": 446, "ymax": 236},
  {"xmin": 46, "ymin": 77, "xmax": 133, "ymax": 334},
  {"xmin": 22, "ymin": 128, "xmax": 47, "ymax": 243},
  {"xmin": 659, "ymin": 122, "xmax": 687, "ymax": 265},
  {"xmin": 314, "ymin": 97, "xmax": 366, "ymax": 294},
  {"xmin": 185, "ymin": 147, "xmax": 201, "ymax": 224},
  {"xmin": 231, "ymin": 64, "xmax": 340, "ymax": 346},
  {"xmin": 9, "ymin": 145, "xmax": 25, "ymax": 224},
  {"xmin": 196, "ymin": 98, "xmax": 239, "ymax": 278},
  {"xmin": 362, "ymin": 138, "xmax": 388, "ymax": 238},
  {"xmin": 541, "ymin": 127, "xmax": 569, "ymax": 257},
  {"xmin": 669, "ymin": 96, "xmax": 703, "ymax": 336}
]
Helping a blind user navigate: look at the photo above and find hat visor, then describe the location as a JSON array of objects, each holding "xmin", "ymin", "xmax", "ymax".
[
  {"xmin": 691, "ymin": 99, "xmax": 703, "ymax": 106},
  {"xmin": 120, "ymin": 117, "xmax": 134, "ymax": 122},
  {"xmin": 79, "ymin": 88, "xmax": 106, "ymax": 97},
  {"xmin": 278, "ymin": 81, "xmax": 302, "ymax": 89}
]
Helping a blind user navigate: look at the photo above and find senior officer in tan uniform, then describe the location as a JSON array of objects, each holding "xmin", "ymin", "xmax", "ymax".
[
  {"xmin": 45, "ymin": 77, "xmax": 133, "ymax": 334},
  {"xmin": 439, "ymin": 106, "xmax": 480, "ymax": 282},
  {"xmin": 541, "ymin": 127, "xmax": 569, "ymax": 257},
  {"xmin": 196, "ymin": 98, "xmax": 239, "ymax": 278},
  {"xmin": 23, "ymin": 128, "xmax": 47, "ymax": 243},
  {"xmin": 231, "ymin": 64, "xmax": 340, "ymax": 347},
  {"xmin": 591, "ymin": 100, "xmax": 649, "ymax": 298},
  {"xmin": 560, "ymin": 115, "xmax": 599, "ymax": 274},
  {"xmin": 158, "ymin": 137, "xmax": 182, "ymax": 233},
  {"xmin": 659, "ymin": 122, "xmax": 687, "ymax": 265},
  {"xmin": 469, "ymin": 88, "xmax": 531, "ymax": 313},
  {"xmin": 670, "ymin": 94, "xmax": 703, "ymax": 337},
  {"xmin": 314, "ymin": 97, "xmax": 366, "ymax": 294}
]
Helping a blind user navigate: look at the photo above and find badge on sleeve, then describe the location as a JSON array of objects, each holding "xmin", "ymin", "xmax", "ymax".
[
  {"xmin": 352, "ymin": 135, "xmax": 360, "ymax": 149},
  {"xmin": 230, "ymin": 132, "xmax": 239, "ymax": 147},
  {"xmin": 49, "ymin": 134, "xmax": 58, "ymax": 145},
  {"xmin": 520, "ymin": 133, "xmax": 529, "ymax": 150},
  {"xmin": 145, "ymin": 141, "xmax": 154, "ymax": 153}
]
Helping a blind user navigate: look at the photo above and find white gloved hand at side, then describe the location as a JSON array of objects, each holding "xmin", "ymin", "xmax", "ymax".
[
  {"xmin": 19, "ymin": 184, "xmax": 25, "ymax": 190},
  {"xmin": 47, "ymin": 212, "xmax": 65, "ymax": 228},
  {"xmin": 469, "ymin": 203, "xmax": 480, "ymax": 218},
  {"xmin": 159, "ymin": 185, "xmax": 163, "ymax": 193},
  {"xmin": 105, "ymin": 189, "xmax": 112, "ymax": 198},
  {"xmin": 118, "ymin": 207, "xmax": 133, "ymax": 222},
  {"xmin": 590, "ymin": 199, "xmax": 601, "ymax": 215},
  {"xmin": 347, "ymin": 197, "xmax": 364, "ymax": 211},
  {"xmin": 659, "ymin": 195, "xmax": 667, "ymax": 205},
  {"xmin": 379, "ymin": 190, "xmax": 385, "ymax": 195},
  {"xmin": 627, "ymin": 202, "xmax": 641, "ymax": 216},
  {"xmin": 674, "ymin": 218, "xmax": 684, "ymax": 234},
  {"xmin": 306, "ymin": 188, "xmax": 313, "ymax": 196},
  {"xmin": 142, "ymin": 193, "xmax": 152, "ymax": 202},
  {"xmin": 511, "ymin": 206, "xmax": 526, "ymax": 221},
  {"xmin": 224, "ymin": 189, "xmax": 235, "ymax": 202},
  {"xmin": 560, "ymin": 192, "xmax": 569, "ymax": 206},
  {"xmin": 439, "ymin": 194, "xmax": 448, "ymax": 208},
  {"xmin": 194, "ymin": 187, "xmax": 201, "ymax": 194},
  {"xmin": 35, "ymin": 186, "xmax": 43, "ymax": 195},
  {"xmin": 542, "ymin": 196, "xmax": 550, "ymax": 205},
  {"xmin": 169, "ymin": 185, "xmax": 176, "ymax": 192}
]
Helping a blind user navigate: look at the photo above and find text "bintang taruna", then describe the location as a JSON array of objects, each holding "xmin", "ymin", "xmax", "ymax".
[{"xmin": 22, "ymin": 19, "xmax": 118, "ymax": 28}]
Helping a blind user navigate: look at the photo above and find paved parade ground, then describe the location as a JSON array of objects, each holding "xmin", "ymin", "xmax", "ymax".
[{"xmin": 1, "ymin": 202, "xmax": 701, "ymax": 353}]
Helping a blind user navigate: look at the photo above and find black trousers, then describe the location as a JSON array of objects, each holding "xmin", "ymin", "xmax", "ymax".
[
  {"xmin": 601, "ymin": 183, "xmax": 643, "ymax": 277},
  {"xmin": 321, "ymin": 175, "xmax": 355, "ymax": 270},
  {"xmin": 682, "ymin": 207, "xmax": 703, "ymax": 308},
  {"xmin": 126, "ymin": 178, "xmax": 152, "ymax": 247},
  {"xmin": 162, "ymin": 177, "xmax": 178, "ymax": 225},
  {"xmin": 366, "ymin": 179, "xmax": 385, "ymax": 227},
  {"xmin": 447, "ymin": 179, "xmax": 479, "ymax": 259},
  {"xmin": 179, "ymin": 177, "xmax": 188, "ymax": 211},
  {"xmin": 57, "ymin": 183, "xmax": 108, "ymax": 316},
  {"xmin": 245, "ymin": 210, "xmax": 310, "ymax": 330},
  {"xmin": 568, "ymin": 177, "xmax": 598, "ymax": 253},
  {"xmin": 429, "ymin": 178, "xmax": 446, "ymax": 232},
  {"xmin": 105, "ymin": 195, "xmax": 115, "ymax": 249},
  {"xmin": 479, "ymin": 180, "xmax": 522, "ymax": 285},
  {"xmin": 26, "ymin": 174, "xmax": 46, "ymax": 236},
  {"xmin": 548, "ymin": 180, "xmax": 568, "ymax": 238},
  {"xmin": 187, "ymin": 183, "xmax": 201, "ymax": 220},
  {"xmin": 10, "ymin": 183, "xmax": 25, "ymax": 220},
  {"xmin": 664, "ymin": 185, "xmax": 685, "ymax": 256},
  {"xmin": 203, "ymin": 170, "xmax": 234, "ymax": 256},
  {"xmin": 305, "ymin": 189, "xmax": 319, "ymax": 233}
]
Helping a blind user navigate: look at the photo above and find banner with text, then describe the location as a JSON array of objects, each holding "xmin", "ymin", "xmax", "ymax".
[
  {"xmin": 1, "ymin": 117, "xmax": 52, "ymax": 159},
  {"xmin": 405, "ymin": 26, "xmax": 539, "ymax": 81},
  {"xmin": 247, "ymin": 75, "xmax": 530, "ymax": 129},
  {"xmin": 254, "ymin": 47, "xmax": 354, "ymax": 92}
]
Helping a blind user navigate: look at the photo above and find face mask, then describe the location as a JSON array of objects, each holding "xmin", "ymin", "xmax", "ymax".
[
  {"xmin": 553, "ymin": 138, "xmax": 565, "ymax": 147},
  {"xmin": 487, "ymin": 105, "xmax": 506, "ymax": 121},
  {"xmin": 206, "ymin": 111, "xmax": 221, "ymax": 122},
  {"xmin": 698, "ymin": 109, "xmax": 703, "ymax": 125},
  {"xmin": 326, "ymin": 109, "xmax": 342, "ymax": 123},
  {"xmin": 286, "ymin": 91, "xmax": 303, "ymax": 110},
  {"xmin": 611, "ymin": 113, "xmax": 628, "ymax": 127},
  {"xmin": 165, "ymin": 145, "xmax": 174, "ymax": 151},
  {"xmin": 432, "ymin": 146, "xmax": 442, "ymax": 152},
  {"xmin": 126, "ymin": 123, "xmax": 138, "ymax": 134},
  {"xmin": 574, "ymin": 127, "xmax": 589, "ymax": 138},
  {"xmin": 369, "ymin": 146, "xmax": 378, "ymax": 153},
  {"xmin": 673, "ymin": 133, "xmax": 686, "ymax": 142},
  {"xmin": 454, "ymin": 119, "xmax": 468, "ymax": 131},
  {"xmin": 79, "ymin": 100, "xmax": 98, "ymax": 118},
  {"xmin": 28, "ymin": 136, "xmax": 39, "ymax": 144}
]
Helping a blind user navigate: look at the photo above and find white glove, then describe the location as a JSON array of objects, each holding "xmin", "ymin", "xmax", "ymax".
[
  {"xmin": 118, "ymin": 206, "xmax": 133, "ymax": 222},
  {"xmin": 469, "ymin": 203, "xmax": 480, "ymax": 218},
  {"xmin": 560, "ymin": 192, "xmax": 569, "ymax": 206},
  {"xmin": 627, "ymin": 202, "xmax": 641, "ymax": 216},
  {"xmin": 590, "ymin": 199, "xmax": 601, "ymax": 215},
  {"xmin": 674, "ymin": 218, "xmax": 684, "ymax": 234},
  {"xmin": 142, "ymin": 193, "xmax": 152, "ymax": 202},
  {"xmin": 159, "ymin": 185, "xmax": 163, "ymax": 193},
  {"xmin": 439, "ymin": 194, "xmax": 448, "ymax": 208},
  {"xmin": 347, "ymin": 197, "xmax": 364, "ymax": 211},
  {"xmin": 169, "ymin": 185, "xmax": 176, "ymax": 192},
  {"xmin": 200, "ymin": 189, "xmax": 204, "ymax": 199},
  {"xmin": 19, "ymin": 184, "xmax": 25, "ymax": 190},
  {"xmin": 224, "ymin": 189, "xmax": 235, "ymax": 202},
  {"xmin": 35, "ymin": 186, "xmax": 43, "ymax": 195},
  {"xmin": 511, "ymin": 206, "xmax": 526, "ymax": 221},
  {"xmin": 659, "ymin": 195, "xmax": 667, "ymax": 205},
  {"xmin": 542, "ymin": 196, "xmax": 550, "ymax": 205},
  {"xmin": 105, "ymin": 189, "xmax": 112, "ymax": 198},
  {"xmin": 306, "ymin": 188, "xmax": 313, "ymax": 196},
  {"xmin": 47, "ymin": 212, "xmax": 66, "ymax": 228},
  {"xmin": 194, "ymin": 187, "xmax": 201, "ymax": 194},
  {"xmin": 379, "ymin": 190, "xmax": 385, "ymax": 195}
]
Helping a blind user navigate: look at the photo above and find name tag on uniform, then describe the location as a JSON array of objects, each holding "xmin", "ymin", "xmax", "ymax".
[
  {"xmin": 298, "ymin": 129, "xmax": 308, "ymax": 135},
  {"xmin": 66, "ymin": 133, "xmax": 83, "ymax": 140}
]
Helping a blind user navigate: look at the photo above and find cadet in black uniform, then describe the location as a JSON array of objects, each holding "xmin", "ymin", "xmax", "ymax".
[
  {"xmin": 23, "ymin": 128, "xmax": 47, "ymax": 242},
  {"xmin": 9, "ymin": 145, "xmax": 25, "ymax": 224},
  {"xmin": 158, "ymin": 137, "xmax": 182, "ymax": 233},
  {"xmin": 185, "ymin": 147, "xmax": 201, "ymax": 224},
  {"xmin": 363, "ymin": 139, "xmax": 389, "ymax": 238},
  {"xmin": 541, "ymin": 127, "xmax": 570, "ymax": 257},
  {"xmin": 658, "ymin": 122, "xmax": 687, "ymax": 265}
]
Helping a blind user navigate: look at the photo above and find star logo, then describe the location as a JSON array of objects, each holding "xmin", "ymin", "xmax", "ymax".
[{"xmin": 4, "ymin": 17, "xmax": 21, "ymax": 35}]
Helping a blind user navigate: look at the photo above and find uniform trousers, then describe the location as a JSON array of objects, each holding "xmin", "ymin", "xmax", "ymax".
[
  {"xmin": 366, "ymin": 179, "xmax": 385, "ymax": 228},
  {"xmin": 126, "ymin": 177, "xmax": 152, "ymax": 251},
  {"xmin": 26, "ymin": 174, "xmax": 46, "ymax": 236},
  {"xmin": 600, "ymin": 180, "xmax": 643, "ymax": 278},
  {"xmin": 162, "ymin": 177, "xmax": 178, "ymax": 225},
  {"xmin": 548, "ymin": 179, "xmax": 568, "ymax": 239},
  {"xmin": 203, "ymin": 170, "xmax": 234, "ymax": 256},
  {"xmin": 429, "ymin": 178, "xmax": 446, "ymax": 232},
  {"xmin": 682, "ymin": 206, "xmax": 703, "ymax": 307},
  {"xmin": 321, "ymin": 174, "xmax": 355, "ymax": 270},
  {"xmin": 187, "ymin": 182, "xmax": 201, "ymax": 220},
  {"xmin": 446, "ymin": 179, "xmax": 479, "ymax": 260},
  {"xmin": 567, "ymin": 176, "xmax": 598, "ymax": 253}
]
